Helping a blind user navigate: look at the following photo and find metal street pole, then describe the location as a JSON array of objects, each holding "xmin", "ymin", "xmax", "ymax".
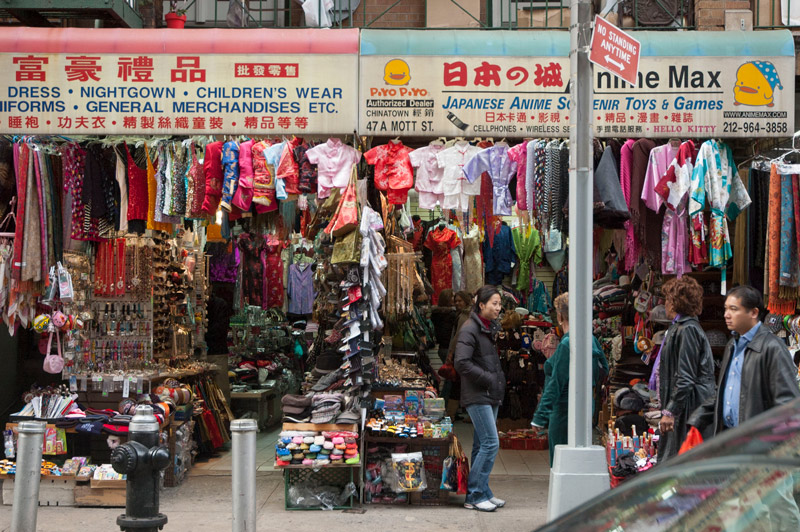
[
  {"xmin": 231, "ymin": 419, "xmax": 257, "ymax": 532},
  {"xmin": 546, "ymin": 0, "xmax": 610, "ymax": 521},
  {"xmin": 10, "ymin": 421, "xmax": 45, "ymax": 532}
]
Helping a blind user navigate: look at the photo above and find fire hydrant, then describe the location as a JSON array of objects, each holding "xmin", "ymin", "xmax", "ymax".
[{"xmin": 111, "ymin": 405, "xmax": 171, "ymax": 532}]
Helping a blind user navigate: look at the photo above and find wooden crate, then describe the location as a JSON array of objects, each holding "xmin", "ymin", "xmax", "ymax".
[
  {"xmin": 2, "ymin": 476, "xmax": 77, "ymax": 506},
  {"xmin": 74, "ymin": 483, "xmax": 126, "ymax": 507}
]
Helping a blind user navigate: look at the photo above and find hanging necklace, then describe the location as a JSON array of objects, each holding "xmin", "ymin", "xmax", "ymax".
[
  {"xmin": 130, "ymin": 238, "xmax": 141, "ymax": 288},
  {"xmin": 116, "ymin": 238, "xmax": 126, "ymax": 293}
]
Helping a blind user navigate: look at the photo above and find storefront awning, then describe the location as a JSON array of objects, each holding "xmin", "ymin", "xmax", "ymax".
[{"xmin": 0, "ymin": 27, "xmax": 359, "ymax": 54}]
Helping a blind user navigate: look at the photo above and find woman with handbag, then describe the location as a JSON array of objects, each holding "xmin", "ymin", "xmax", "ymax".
[
  {"xmin": 654, "ymin": 276, "xmax": 714, "ymax": 463},
  {"xmin": 454, "ymin": 286, "xmax": 506, "ymax": 512},
  {"xmin": 531, "ymin": 292, "xmax": 609, "ymax": 466}
]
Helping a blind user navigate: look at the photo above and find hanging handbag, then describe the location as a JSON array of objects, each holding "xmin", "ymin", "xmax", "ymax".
[
  {"xmin": 440, "ymin": 438, "xmax": 460, "ymax": 492},
  {"xmin": 331, "ymin": 229, "xmax": 362, "ymax": 264},
  {"xmin": 633, "ymin": 272, "xmax": 653, "ymax": 314},
  {"xmin": 453, "ymin": 435, "xmax": 469, "ymax": 495},
  {"xmin": 43, "ymin": 329, "xmax": 64, "ymax": 374},
  {"xmin": 325, "ymin": 166, "xmax": 359, "ymax": 237}
]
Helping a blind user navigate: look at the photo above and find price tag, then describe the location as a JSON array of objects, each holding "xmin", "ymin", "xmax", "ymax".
[
  {"xmin": 137, "ymin": 377, "xmax": 144, "ymax": 394},
  {"xmin": 80, "ymin": 376, "xmax": 87, "ymax": 391},
  {"xmin": 69, "ymin": 375, "xmax": 78, "ymax": 392},
  {"xmin": 122, "ymin": 377, "xmax": 130, "ymax": 398},
  {"xmin": 102, "ymin": 378, "xmax": 111, "ymax": 397}
]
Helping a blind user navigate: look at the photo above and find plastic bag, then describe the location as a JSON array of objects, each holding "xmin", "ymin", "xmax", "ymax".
[
  {"xmin": 679, "ymin": 426, "xmax": 703, "ymax": 454},
  {"xmin": 287, "ymin": 481, "xmax": 356, "ymax": 510},
  {"xmin": 440, "ymin": 456, "xmax": 457, "ymax": 491},
  {"xmin": 390, "ymin": 452, "xmax": 427, "ymax": 492}
]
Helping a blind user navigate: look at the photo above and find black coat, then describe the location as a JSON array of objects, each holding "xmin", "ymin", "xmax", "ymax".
[
  {"xmin": 657, "ymin": 316, "xmax": 715, "ymax": 462},
  {"xmin": 454, "ymin": 312, "xmax": 506, "ymax": 407},
  {"xmin": 688, "ymin": 324, "xmax": 800, "ymax": 437}
]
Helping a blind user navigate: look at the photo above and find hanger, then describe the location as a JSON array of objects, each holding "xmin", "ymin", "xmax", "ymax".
[
  {"xmin": 390, "ymin": 136, "xmax": 401, "ymax": 144},
  {"xmin": 668, "ymin": 138, "xmax": 681, "ymax": 148},
  {"xmin": 429, "ymin": 137, "xmax": 445, "ymax": 147},
  {"xmin": 737, "ymin": 142, "xmax": 769, "ymax": 170},
  {"xmin": 774, "ymin": 131, "xmax": 800, "ymax": 165}
]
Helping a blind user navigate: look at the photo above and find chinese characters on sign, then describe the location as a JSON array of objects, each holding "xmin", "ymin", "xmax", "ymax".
[
  {"xmin": 0, "ymin": 53, "xmax": 356, "ymax": 134},
  {"xmin": 359, "ymin": 54, "xmax": 793, "ymax": 138}
]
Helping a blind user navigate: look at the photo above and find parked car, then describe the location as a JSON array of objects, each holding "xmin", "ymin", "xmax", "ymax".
[{"xmin": 534, "ymin": 398, "xmax": 800, "ymax": 531}]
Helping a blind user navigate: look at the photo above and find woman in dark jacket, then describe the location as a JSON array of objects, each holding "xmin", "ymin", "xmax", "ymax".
[
  {"xmin": 454, "ymin": 286, "xmax": 505, "ymax": 512},
  {"xmin": 655, "ymin": 276, "xmax": 715, "ymax": 463}
]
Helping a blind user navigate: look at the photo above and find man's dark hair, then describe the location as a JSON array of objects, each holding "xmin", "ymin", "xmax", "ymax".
[{"xmin": 726, "ymin": 285, "xmax": 766, "ymax": 320}]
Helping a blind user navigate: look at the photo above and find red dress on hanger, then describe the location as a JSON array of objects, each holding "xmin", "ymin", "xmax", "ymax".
[
  {"xmin": 424, "ymin": 226, "xmax": 461, "ymax": 305},
  {"xmin": 262, "ymin": 235, "xmax": 288, "ymax": 309}
]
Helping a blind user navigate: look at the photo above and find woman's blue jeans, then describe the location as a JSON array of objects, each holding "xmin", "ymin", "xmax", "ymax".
[{"xmin": 464, "ymin": 403, "xmax": 499, "ymax": 505}]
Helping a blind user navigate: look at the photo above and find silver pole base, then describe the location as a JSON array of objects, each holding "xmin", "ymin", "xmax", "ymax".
[{"xmin": 546, "ymin": 444, "xmax": 610, "ymax": 521}]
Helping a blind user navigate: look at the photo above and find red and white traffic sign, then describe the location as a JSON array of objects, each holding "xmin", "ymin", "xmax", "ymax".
[{"xmin": 589, "ymin": 15, "xmax": 641, "ymax": 86}]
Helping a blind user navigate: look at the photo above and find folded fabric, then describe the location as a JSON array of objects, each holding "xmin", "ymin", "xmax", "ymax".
[
  {"xmin": 345, "ymin": 455, "xmax": 360, "ymax": 464},
  {"xmin": 332, "ymin": 448, "xmax": 344, "ymax": 455},
  {"xmin": 309, "ymin": 444, "xmax": 321, "ymax": 453},
  {"xmin": 332, "ymin": 436, "xmax": 345, "ymax": 445},
  {"xmin": 323, "ymin": 441, "xmax": 334, "ymax": 450},
  {"xmin": 303, "ymin": 436, "xmax": 315, "ymax": 444},
  {"xmin": 314, "ymin": 435, "xmax": 325, "ymax": 446}
]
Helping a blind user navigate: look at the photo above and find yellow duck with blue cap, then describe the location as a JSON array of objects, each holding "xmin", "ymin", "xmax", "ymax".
[{"xmin": 733, "ymin": 61, "xmax": 783, "ymax": 107}]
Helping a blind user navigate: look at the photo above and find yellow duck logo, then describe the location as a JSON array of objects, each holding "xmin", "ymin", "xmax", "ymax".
[
  {"xmin": 384, "ymin": 59, "xmax": 411, "ymax": 86},
  {"xmin": 733, "ymin": 61, "xmax": 783, "ymax": 107}
]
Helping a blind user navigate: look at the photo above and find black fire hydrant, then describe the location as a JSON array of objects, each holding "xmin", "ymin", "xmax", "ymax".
[{"xmin": 111, "ymin": 405, "xmax": 171, "ymax": 532}]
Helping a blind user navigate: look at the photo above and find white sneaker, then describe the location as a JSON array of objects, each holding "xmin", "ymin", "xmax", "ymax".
[
  {"xmin": 464, "ymin": 500, "xmax": 497, "ymax": 512},
  {"xmin": 490, "ymin": 497, "xmax": 506, "ymax": 508}
]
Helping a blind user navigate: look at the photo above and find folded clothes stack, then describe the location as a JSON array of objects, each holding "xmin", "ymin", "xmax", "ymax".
[{"xmin": 275, "ymin": 430, "xmax": 360, "ymax": 467}]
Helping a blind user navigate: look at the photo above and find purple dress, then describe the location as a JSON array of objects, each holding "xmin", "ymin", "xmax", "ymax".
[
  {"xmin": 462, "ymin": 145, "xmax": 518, "ymax": 216},
  {"xmin": 288, "ymin": 263, "xmax": 315, "ymax": 315}
]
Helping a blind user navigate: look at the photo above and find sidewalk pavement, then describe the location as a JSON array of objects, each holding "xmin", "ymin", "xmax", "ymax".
[{"xmin": 0, "ymin": 472, "xmax": 549, "ymax": 532}]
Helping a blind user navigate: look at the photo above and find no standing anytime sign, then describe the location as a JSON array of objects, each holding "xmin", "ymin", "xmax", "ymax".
[{"xmin": 589, "ymin": 15, "xmax": 641, "ymax": 86}]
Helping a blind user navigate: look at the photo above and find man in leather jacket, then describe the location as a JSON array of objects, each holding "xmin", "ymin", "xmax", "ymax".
[{"xmin": 688, "ymin": 285, "xmax": 800, "ymax": 437}]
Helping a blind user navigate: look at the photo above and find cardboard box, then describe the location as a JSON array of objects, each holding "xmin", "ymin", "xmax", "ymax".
[
  {"xmin": 428, "ymin": 0, "xmax": 481, "ymax": 28},
  {"xmin": 2, "ymin": 477, "xmax": 76, "ymax": 506},
  {"xmin": 74, "ymin": 484, "xmax": 126, "ymax": 507},
  {"xmin": 517, "ymin": 7, "xmax": 570, "ymax": 29}
]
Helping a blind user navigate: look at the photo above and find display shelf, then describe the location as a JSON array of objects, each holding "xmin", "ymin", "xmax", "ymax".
[
  {"xmin": 363, "ymin": 434, "xmax": 451, "ymax": 445},
  {"xmin": 274, "ymin": 462, "xmax": 360, "ymax": 469},
  {"xmin": 281, "ymin": 422, "xmax": 358, "ymax": 432}
]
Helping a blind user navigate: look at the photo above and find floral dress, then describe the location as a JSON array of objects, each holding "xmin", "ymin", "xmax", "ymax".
[
  {"xmin": 689, "ymin": 140, "xmax": 752, "ymax": 292},
  {"xmin": 462, "ymin": 225, "xmax": 484, "ymax": 294},
  {"xmin": 263, "ymin": 235, "xmax": 288, "ymax": 309},
  {"xmin": 424, "ymin": 226, "xmax": 460, "ymax": 305}
]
